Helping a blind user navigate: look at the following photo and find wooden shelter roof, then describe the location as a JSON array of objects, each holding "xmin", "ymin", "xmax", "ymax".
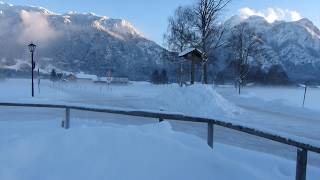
[{"xmin": 178, "ymin": 48, "xmax": 203, "ymax": 62}]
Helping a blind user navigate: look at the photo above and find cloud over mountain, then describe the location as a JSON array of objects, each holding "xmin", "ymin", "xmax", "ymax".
[
  {"xmin": 239, "ymin": 7, "xmax": 302, "ymax": 23},
  {"xmin": 0, "ymin": 2, "xmax": 172, "ymax": 80},
  {"xmin": 19, "ymin": 10, "xmax": 60, "ymax": 45}
]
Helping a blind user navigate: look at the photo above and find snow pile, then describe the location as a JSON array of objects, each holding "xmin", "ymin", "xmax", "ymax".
[
  {"xmin": 0, "ymin": 80, "xmax": 241, "ymax": 119},
  {"xmin": 0, "ymin": 121, "xmax": 319, "ymax": 180},
  {"xmin": 155, "ymin": 84, "xmax": 242, "ymax": 118}
]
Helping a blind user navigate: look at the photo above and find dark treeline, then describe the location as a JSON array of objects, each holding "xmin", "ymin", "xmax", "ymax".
[{"xmin": 215, "ymin": 64, "xmax": 289, "ymax": 85}]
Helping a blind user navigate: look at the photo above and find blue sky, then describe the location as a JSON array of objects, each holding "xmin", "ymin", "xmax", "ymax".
[{"xmin": 2, "ymin": 0, "xmax": 319, "ymax": 44}]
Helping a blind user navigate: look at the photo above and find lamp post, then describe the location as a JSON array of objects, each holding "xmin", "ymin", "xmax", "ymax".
[{"xmin": 28, "ymin": 43, "xmax": 36, "ymax": 97}]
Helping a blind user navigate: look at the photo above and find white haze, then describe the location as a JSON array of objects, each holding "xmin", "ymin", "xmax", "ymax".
[
  {"xmin": 19, "ymin": 10, "xmax": 60, "ymax": 44},
  {"xmin": 239, "ymin": 7, "xmax": 303, "ymax": 23}
]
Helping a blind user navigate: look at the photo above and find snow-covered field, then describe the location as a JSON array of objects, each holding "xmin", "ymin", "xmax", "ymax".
[
  {"xmin": 216, "ymin": 85, "xmax": 320, "ymax": 148},
  {"xmin": 2, "ymin": 120, "xmax": 320, "ymax": 180},
  {"xmin": 217, "ymin": 85, "xmax": 320, "ymax": 111},
  {"xmin": 0, "ymin": 79, "xmax": 320, "ymax": 179}
]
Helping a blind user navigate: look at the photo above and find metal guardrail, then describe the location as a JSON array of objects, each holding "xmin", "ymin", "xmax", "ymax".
[{"xmin": 0, "ymin": 102, "xmax": 318, "ymax": 180}]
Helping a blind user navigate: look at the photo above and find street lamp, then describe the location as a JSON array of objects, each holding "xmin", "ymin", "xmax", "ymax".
[{"xmin": 28, "ymin": 43, "xmax": 36, "ymax": 97}]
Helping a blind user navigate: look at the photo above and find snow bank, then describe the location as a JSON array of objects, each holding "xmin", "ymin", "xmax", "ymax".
[
  {"xmin": 154, "ymin": 84, "xmax": 242, "ymax": 118},
  {"xmin": 0, "ymin": 121, "xmax": 319, "ymax": 180}
]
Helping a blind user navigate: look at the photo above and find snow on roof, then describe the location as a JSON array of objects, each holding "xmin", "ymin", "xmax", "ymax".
[
  {"xmin": 179, "ymin": 48, "xmax": 195, "ymax": 57},
  {"xmin": 76, "ymin": 73, "xmax": 97, "ymax": 80},
  {"xmin": 178, "ymin": 48, "xmax": 202, "ymax": 57},
  {"xmin": 298, "ymin": 84, "xmax": 306, "ymax": 88}
]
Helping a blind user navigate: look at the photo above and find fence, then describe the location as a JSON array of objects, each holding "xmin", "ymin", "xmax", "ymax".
[{"xmin": 0, "ymin": 102, "xmax": 319, "ymax": 180}]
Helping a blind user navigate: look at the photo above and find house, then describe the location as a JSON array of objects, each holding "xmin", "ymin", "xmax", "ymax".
[
  {"xmin": 112, "ymin": 77, "xmax": 129, "ymax": 84},
  {"xmin": 66, "ymin": 74, "xmax": 77, "ymax": 81},
  {"xmin": 179, "ymin": 48, "xmax": 203, "ymax": 84}
]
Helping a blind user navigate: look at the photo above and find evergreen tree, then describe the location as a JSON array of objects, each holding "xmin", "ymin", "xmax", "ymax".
[
  {"xmin": 151, "ymin": 70, "xmax": 160, "ymax": 84},
  {"xmin": 265, "ymin": 65, "xmax": 289, "ymax": 85},
  {"xmin": 160, "ymin": 69, "xmax": 169, "ymax": 84},
  {"xmin": 56, "ymin": 73, "xmax": 63, "ymax": 80},
  {"xmin": 50, "ymin": 69, "xmax": 57, "ymax": 82}
]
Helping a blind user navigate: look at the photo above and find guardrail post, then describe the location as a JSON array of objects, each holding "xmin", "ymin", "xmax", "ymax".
[
  {"xmin": 159, "ymin": 109, "xmax": 164, "ymax": 122},
  {"xmin": 64, "ymin": 108, "xmax": 70, "ymax": 129},
  {"xmin": 207, "ymin": 121, "xmax": 214, "ymax": 149},
  {"xmin": 296, "ymin": 148, "xmax": 308, "ymax": 180}
]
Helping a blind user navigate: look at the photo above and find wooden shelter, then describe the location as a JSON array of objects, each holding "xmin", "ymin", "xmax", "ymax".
[{"xmin": 179, "ymin": 48, "xmax": 203, "ymax": 84}]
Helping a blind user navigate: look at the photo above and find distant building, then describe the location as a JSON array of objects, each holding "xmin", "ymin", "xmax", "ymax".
[
  {"xmin": 94, "ymin": 77, "xmax": 129, "ymax": 84},
  {"xmin": 75, "ymin": 73, "xmax": 98, "ymax": 83},
  {"xmin": 66, "ymin": 74, "xmax": 77, "ymax": 81}
]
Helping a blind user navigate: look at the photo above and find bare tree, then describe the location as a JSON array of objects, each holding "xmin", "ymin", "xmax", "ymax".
[
  {"xmin": 193, "ymin": 0, "xmax": 230, "ymax": 84},
  {"xmin": 164, "ymin": 6, "xmax": 196, "ymax": 86},
  {"xmin": 164, "ymin": 6, "xmax": 196, "ymax": 52},
  {"xmin": 164, "ymin": 0, "xmax": 230, "ymax": 85},
  {"xmin": 228, "ymin": 22, "xmax": 263, "ymax": 94}
]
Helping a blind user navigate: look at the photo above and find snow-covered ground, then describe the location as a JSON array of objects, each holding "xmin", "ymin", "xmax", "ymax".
[
  {"xmin": 1, "ymin": 120, "xmax": 319, "ymax": 180},
  {"xmin": 217, "ymin": 85, "xmax": 320, "ymax": 111},
  {"xmin": 216, "ymin": 85, "xmax": 320, "ymax": 147},
  {"xmin": 0, "ymin": 79, "xmax": 320, "ymax": 179}
]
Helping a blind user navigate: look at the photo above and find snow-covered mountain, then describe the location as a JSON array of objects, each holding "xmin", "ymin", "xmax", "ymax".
[
  {"xmin": 0, "ymin": 2, "xmax": 172, "ymax": 80},
  {"xmin": 1, "ymin": 2, "xmax": 320, "ymax": 83},
  {"xmin": 220, "ymin": 15, "xmax": 320, "ymax": 82}
]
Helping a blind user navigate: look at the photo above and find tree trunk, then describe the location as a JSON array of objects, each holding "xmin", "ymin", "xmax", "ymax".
[
  {"xmin": 191, "ymin": 60, "xmax": 195, "ymax": 84},
  {"xmin": 179, "ymin": 62, "xmax": 183, "ymax": 87},
  {"xmin": 238, "ymin": 80, "xmax": 241, "ymax": 95},
  {"xmin": 203, "ymin": 63, "xmax": 208, "ymax": 84}
]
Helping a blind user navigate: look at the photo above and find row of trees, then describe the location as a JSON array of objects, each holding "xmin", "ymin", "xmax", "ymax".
[
  {"xmin": 164, "ymin": 0, "xmax": 265, "ymax": 94},
  {"xmin": 215, "ymin": 64, "xmax": 289, "ymax": 85}
]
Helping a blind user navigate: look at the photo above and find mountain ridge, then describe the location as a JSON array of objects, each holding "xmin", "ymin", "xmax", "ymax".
[
  {"xmin": 0, "ymin": 2, "xmax": 319, "ymax": 83},
  {"xmin": 0, "ymin": 2, "xmax": 172, "ymax": 80},
  {"xmin": 218, "ymin": 14, "xmax": 320, "ymax": 83}
]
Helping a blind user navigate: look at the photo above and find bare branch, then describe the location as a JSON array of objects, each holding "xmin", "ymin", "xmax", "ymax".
[
  {"xmin": 228, "ymin": 22, "xmax": 264, "ymax": 88},
  {"xmin": 164, "ymin": 0, "xmax": 231, "ymax": 84},
  {"xmin": 164, "ymin": 6, "xmax": 196, "ymax": 52}
]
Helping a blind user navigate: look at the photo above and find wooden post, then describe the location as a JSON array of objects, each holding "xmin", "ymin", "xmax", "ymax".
[
  {"xmin": 303, "ymin": 86, "xmax": 307, "ymax": 107},
  {"xmin": 296, "ymin": 148, "xmax": 308, "ymax": 180},
  {"xmin": 65, "ymin": 108, "xmax": 70, "ymax": 129},
  {"xmin": 159, "ymin": 109, "xmax": 164, "ymax": 122},
  {"xmin": 207, "ymin": 121, "xmax": 214, "ymax": 148}
]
